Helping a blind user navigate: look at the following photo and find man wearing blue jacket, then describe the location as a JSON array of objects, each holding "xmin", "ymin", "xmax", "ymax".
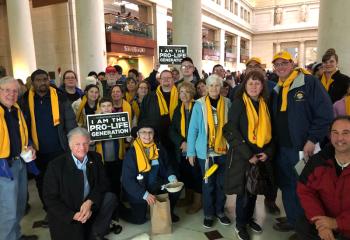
[
  {"xmin": 0, "ymin": 76, "xmax": 38, "ymax": 240},
  {"xmin": 270, "ymin": 51, "xmax": 333, "ymax": 239}
]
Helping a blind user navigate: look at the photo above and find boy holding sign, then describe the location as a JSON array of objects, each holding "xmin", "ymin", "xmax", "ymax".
[{"xmin": 95, "ymin": 98, "xmax": 126, "ymax": 199}]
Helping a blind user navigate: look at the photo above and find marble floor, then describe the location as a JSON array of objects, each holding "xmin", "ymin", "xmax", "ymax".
[{"xmin": 22, "ymin": 179, "xmax": 292, "ymax": 240}]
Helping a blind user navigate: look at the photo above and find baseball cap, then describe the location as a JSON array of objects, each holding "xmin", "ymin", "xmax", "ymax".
[
  {"xmin": 246, "ymin": 57, "xmax": 262, "ymax": 66},
  {"xmin": 272, "ymin": 51, "xmax": 293, "ymax": 63},
  {"xmin": 105, "ymin": 66, "xmax": 117, "ymax": 74}
]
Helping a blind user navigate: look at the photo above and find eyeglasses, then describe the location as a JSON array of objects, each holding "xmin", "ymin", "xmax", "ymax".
[
  {"xmin": 273, "ymin": 61, "xmax": 291, "ymax": 68},
  {"xmin": 181, "ymin": 65, "xmax": 194, "ymax": 70},
  {"xmin": 0, "ymin": 88, "xmax": 19, "ymax": 95},
  {"xmin": 64, "ymin": 76, "xmax": 76, "ymax": 80},
  {"xmin": 138, "ymin": 130, "xmax": 154, "ymax": 136}
]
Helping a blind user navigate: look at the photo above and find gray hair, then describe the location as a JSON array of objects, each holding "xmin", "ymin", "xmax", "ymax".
[
  {"xmin": 0, "ymin": 76, "xmax": 19, "ymax": 87},
  {"xmin": 206, "ymin": 74, "xmax": 223, "ymax": 87},
  {"xmin": 67, "ymin": 127, "xmax": 91, "ymax": 143}
]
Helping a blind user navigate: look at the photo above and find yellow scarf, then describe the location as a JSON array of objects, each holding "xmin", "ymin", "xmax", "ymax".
[
  {"xmin": 96, "ymin": 139, "xmax": 125, "ymax": 162},
  {"xmin": 132, "ymin": 101, "xmax": 140, "ymax": 121},
  {"xmin": 76, "ymin": 96, "xmax": 87, "ymax": 126},
  {"xmin": 345, "ymin": 96, "xmax": 350, "ymax": 115},
  {"xmin": 321, "ymin": 72, "xmax": 335, "ymax": 91},
  {"xmin": 180, "ymin": 101, "xmax": 194, "ymax": 138},
  {"xmin": 133, "ymin": 137, "xmax": 159, "ymax": 173},
  {"xmin": 206, "ymin": 96, "xmax": 227, "ymax": 154},
  {"xmin": 156, "ymin": 85, "xmax": 178, "ymax": 120},
  {"xmin": 76, "ymin": 96, "xmax": 99, "ymax": 127},
  {"xmin": 125, "ymin": 92, "xmax": 135, "ymax": 104},
  {"xmin": 29, "ymin": 87, "xmax": 60, "ymax": 150},
  {"xmin": 0, "ymin": 104, "xmax": 28, "ymax": 158},
  {"xmin": 242, "ymin": 93, "xmax": 272, "ymax": 148}
]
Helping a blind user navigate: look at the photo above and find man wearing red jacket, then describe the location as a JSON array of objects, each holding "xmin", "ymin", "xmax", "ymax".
[{"xmin": 297, "ymin": 116, "xmax": 350, "ymax": 240}]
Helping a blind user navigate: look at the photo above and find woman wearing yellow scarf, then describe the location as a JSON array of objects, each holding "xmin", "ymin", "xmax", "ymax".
[
  {"xmin": 120, "ymin": 121, "xmax": 180, "ymax": 224},
  {"xmin": 72, "ymin": 84, "xmax": 100, "ymax": 127},
  {"xmin": 169, "ymin": 82, "xmax": 202, "ymax": 214},
  {"xmin": 223, "ymin": 70, "xmax": 275, "ymax": 240},
  {"xmin": 187, "ymin": 74, "xmax": 231, "ymax": 228},
  {"xmin": 320, "ymin": 48, "xmax": 350, "ymax": 103}
]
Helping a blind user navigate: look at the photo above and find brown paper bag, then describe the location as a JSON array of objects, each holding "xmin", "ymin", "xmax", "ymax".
[{"xmin": 150, "ymin": 193, "xmax": 172, "ymax": 235}]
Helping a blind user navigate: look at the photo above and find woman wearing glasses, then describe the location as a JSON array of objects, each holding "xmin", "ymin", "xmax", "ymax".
[
  {"xmin": 120, "ymin": 121, "xmax": 180, "ymax": 224},
  {"xmin": 223, "ymin": 70, "xmax": 275, "ymax": 240}
]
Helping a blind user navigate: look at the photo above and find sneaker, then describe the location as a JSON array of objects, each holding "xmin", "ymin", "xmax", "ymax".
[
  {"xmin": 235, "ymin": 226, "xmax": 250, "ymax": 240},
  {"xmin": 275, "ymin": 216, "xmax": 288, "ymax": 223},
  {"xmin": 217, "ymin": 215, "xmax": 231, "ymax": 226},
  {"xmin": 203, "ymin": 218, "xmax": 214, "ymax": 228},
  {"xmin": 273, "ymin": 222, "xmax": 294, "ymax": 232},
  {"xmin": 248, "ymin": 221, "xmax": 262, "ymax": 233},
  {"xmin": 288, "ymin": 233, "xmax": 299, "ymax": 240},
  {"xmin": 19, "ymin": 235, "xmax": 38, "ymax": 240}
]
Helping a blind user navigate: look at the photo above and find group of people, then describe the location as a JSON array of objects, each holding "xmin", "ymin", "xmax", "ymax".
[{"xmin": 0, "ymin": 47, "xmax": 350, "ymax": 240}]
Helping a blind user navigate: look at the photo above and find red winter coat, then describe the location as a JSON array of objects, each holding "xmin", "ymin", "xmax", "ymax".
[{"xmin": 297, "ymin": 145, "xmax": 350, "ymax": 238}]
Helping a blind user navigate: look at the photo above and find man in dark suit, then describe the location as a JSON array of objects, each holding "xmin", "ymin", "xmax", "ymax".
[{"xmin": 43, "ymin": 127, "xmax": 117, "ymax": 240}]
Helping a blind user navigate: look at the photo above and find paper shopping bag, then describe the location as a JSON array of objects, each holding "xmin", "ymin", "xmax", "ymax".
[{"xmin": 150, "ymin": 193, "xmax": 172, "ymax": 235}]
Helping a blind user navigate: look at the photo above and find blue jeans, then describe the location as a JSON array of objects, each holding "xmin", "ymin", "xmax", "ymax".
[
  {"xmin": 198, "ymin": 155, "xmax": 226, "ymax": 219},
  {"xmin": 0, "ymin": 159, "xmax": 27, "ymax": 240},
  {"xmin": 275, "ymin": 147, "xmax": 304, "ymax": 227}
]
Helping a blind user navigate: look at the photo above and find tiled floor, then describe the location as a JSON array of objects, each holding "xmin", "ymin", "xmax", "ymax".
[{"xmin": 21, "ymin": 179, "xmax": 292, "ymax": 239}]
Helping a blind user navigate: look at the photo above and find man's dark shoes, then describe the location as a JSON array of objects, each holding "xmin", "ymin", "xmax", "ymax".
[
  {"xmin": 20, "ymin": 235, "xmax": 38, "ymax": 240},
  {"xmin": 171, "ymin": 213, "xmax": 180, "ymax": 223},
  {"xmin": 273, "ymin": 222, "xmax": 294, "ymax": 232},
  {"xmin": 248, "ymin": 221, "xmax": 262, "ymax": 233},
  {"xmin": 203, "ymin": 218, "xmax": 214, "ymax": 228},
  {"xmin": 235, "ymin": 225, "xmax": 250, "ymax": 240},
  {"xmin": 217, "ymin": 215, "xmax": 231, "ymax": 226},
  {"xmin": 264, "ymin": 199, "xmax": 281, "ymax": 215},
  {"xmin": 275, "ymin": 216, "xmax": 288, "ymax": 223},
  {"xmin": 288, "ymin": 233, "xmax": 299, "ymax": 240}
]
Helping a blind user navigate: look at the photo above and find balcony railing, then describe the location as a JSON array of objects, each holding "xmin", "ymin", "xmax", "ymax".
[{"xmin": 105, "ymin": 13, "xmax": 153, "ymax": 39}]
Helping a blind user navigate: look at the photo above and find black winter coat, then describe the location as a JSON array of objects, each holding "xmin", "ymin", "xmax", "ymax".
[
  {"xmin": 169, "ymin": 104, "xmax": 193, "ymax": 163},
  {"xmin": 20, "ymin": 90, "xmax": 77, "ymax": 151},
  {"xmin": 223, "ymin": 98, "xmax": 275, "ymax": 195},
  {"xmin": 43, "ymin": 151, "xmax": 109, "ymax": 240},
  {"xmin": 328, "ymin": 70, "xmax": 350, "ymax": 103}
]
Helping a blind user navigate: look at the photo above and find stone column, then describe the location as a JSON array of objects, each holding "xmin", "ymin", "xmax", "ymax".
[
  {"xmin": 172, "ymin": 0, "xmax": 202, "ymax": 75},
  {"xmin": 276, "ymin": 42, "xmax": 281, "ymax": 53},
  {"xmin": 6, "ymin": 0, "xmax": 36, "ymax": 80},
  {"xmin": 219, "ymin": 29, "xmax": 225, "ymax": 66},
  {"xmin": 317, "ymin": 0, "xmax": 350, "ymax": 75},
  {"xmin": 75, "ymin": 0, "xmax": 107, "ymax": 87},
  {"xmin": 155, "ymin": 4, "xmax": 168, "ymax": 54},
  {"xmin": 236, "ymin": 35, "xmax": 241, "ymax": 66},
  {"xmin": 298, "ymin": 41, "xmax": 305, "ymax": 67}
]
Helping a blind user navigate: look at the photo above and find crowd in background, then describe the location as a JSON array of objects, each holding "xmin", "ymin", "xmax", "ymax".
[{"xmin": 1, "ymin": 47, "xmax": 350, "ymax": 240}]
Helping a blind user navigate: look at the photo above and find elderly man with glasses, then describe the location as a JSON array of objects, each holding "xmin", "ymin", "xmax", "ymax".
[
  {"xmin": 0, "ymin": 76, "xmax": 38, "ymax": 240},
  {"xmin": 270, "ymin": 51, "xmax": 333, "ymax": 240}
]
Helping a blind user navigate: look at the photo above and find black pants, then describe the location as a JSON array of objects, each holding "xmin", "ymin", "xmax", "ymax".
[
  {"xmin": 48, "ymin": 192, "xmax": 117, "ymax": 240},
  {"xmin": 296, "ymin": 215, "xmax": 348, "ymax": 240},
  {"xmin": 35, "ymin": 151, "xmax": 64, "ymax": 211},
  {"xmin": 120, "ymin": 191, "xmax": 180, "ymax": 225},
  {"xmin": 236, "ymin": 193, "xmax": 257, "ymax": 227},
  {"xmin": 104, "ymin": 161, "xmax": 122, "ymax": 199},
  {"xmin": 179, "ymin": 156, "xmax": 202, "ymax": 193}
]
